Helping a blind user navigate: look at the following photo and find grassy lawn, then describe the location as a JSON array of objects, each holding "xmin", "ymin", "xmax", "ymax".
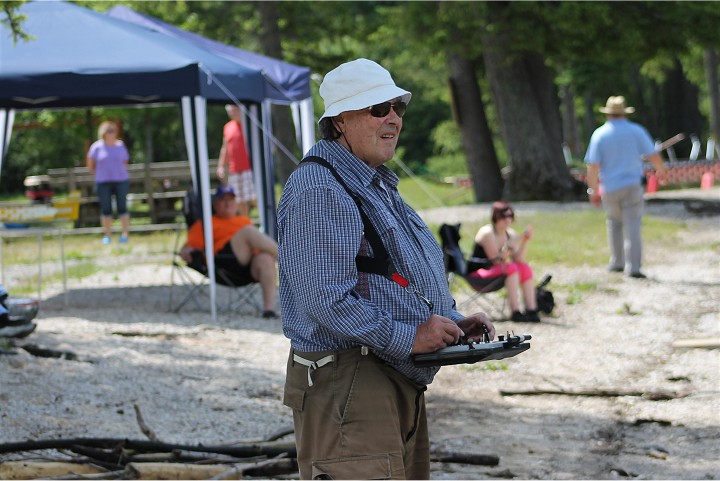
[
  {"xmin": 442, "ymin": 211, "xmax": 684, "ymax": 269},
  {"xmin": 1, "ymin": 230, "xmax": 180, "ymax": 295},
  {"xmin": 2, "ymin": 176, "xmax": 693, "ymax": 298},
  {"xmin": 393, "ymin": 176, "xmax": 687, "ymax": 268},
  {"xmin": 397, "ymin": 176, "xmax": 476, "ymax": 210}
]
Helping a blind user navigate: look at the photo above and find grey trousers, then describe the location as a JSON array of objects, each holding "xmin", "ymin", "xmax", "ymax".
[
  {"xmin": 602, "ymin": 184, "xmax": 645, "ymax": 274},
  {"xmin": 284, "ymin": 347, "xmax": 430, "ymax": 480}
]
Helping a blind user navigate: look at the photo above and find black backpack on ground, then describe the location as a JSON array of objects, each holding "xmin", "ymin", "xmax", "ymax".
[{"xmin": 536, "ymin": 274, "xmax": 555, "ymax": 314}]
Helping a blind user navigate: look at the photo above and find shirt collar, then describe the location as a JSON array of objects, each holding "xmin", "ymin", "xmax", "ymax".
[{"xmin": 314, "ymin": 140, "xmax": 400, "ymax": 191}]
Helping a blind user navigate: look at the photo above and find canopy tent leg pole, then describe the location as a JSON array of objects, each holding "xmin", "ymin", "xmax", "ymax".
[
  {"xmin": 0, "ymin": 108, "xmax": 16, "ymax": 180},
  {"xmin": 61, "ymin": 229, "xmax": 68, "ymax": 307},
  {"xmin": 299, "ymin": 98, "xmax": 315, "ymax": 156},
  {"xmin": 290, "ymin": 102, "xmax": 302, "ymax": 157},
  {"xmin": 182, "ymin": 96, "xmax": 217, "ymax": 322},
  {"xmin": 37, "ymin": 234, "xmax": 42, "ymax": 301},
  {"xmin": 260, "ymin": 101, "xmax": 278, "ymax": 240},
  {"xmin": 248, "ymin": 104, "xmax": 266, "ymax": 232}
]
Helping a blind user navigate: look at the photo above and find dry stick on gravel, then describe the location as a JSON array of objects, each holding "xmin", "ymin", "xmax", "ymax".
[
  {"xmin": 133, "ymin": 404, "xmax": 160, "ymax": 442},
  {"xmin": 0, "ymin": 461, "xmax": 109, "ymax": 480},
  {"xmin": 263, "ymin": 426, "xmax": 295, "ymax": 442},
  {"xmin": 431, "ymin": 451, "xmax": 500, "ymax": 466},
  {"xmin": 499, "ymin": 388, "xmax": 691, "ymax": 400},
  {"xmin": 210, "ymin": 454, "xmax": 289, "ymax": 480},
  {"xmin": 43, "ymin": 471, "xmax": 124, "ymax": 480},
  {"xmin": 0, "ymin": 438, "xmax": 297, "ymax": 458}
]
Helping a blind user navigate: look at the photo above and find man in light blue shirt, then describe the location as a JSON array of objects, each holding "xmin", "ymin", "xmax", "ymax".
[
  {"xmin": 584, "ymin": 96, "xmax": 667, "ymax": 278},
  {"xmin": 277, "ymin": 58, "xmax": 494, "ymax": 480}
]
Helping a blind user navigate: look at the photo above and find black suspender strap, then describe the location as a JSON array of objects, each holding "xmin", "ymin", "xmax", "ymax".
[{"xmin": 300, "ymin": 156, "xmax": 433, "ymax": 310}]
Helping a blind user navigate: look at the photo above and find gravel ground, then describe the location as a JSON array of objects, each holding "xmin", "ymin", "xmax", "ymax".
[{"xmin": 1, "ymin": 194, "xmax": 718, "ymax": 480}]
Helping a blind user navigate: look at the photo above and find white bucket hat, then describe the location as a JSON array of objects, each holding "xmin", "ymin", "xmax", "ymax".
[{"xmin": 318, "ymin": 58, "xmax": 412, "ymax": 122}]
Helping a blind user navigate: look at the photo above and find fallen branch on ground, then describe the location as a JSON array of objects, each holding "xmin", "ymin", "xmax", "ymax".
[
  {"xmin": 431, "ymin": 451, "xmax": 499, "ymax": 466},
  {"xmin": 0, "ymin": 438, "xmax": 297, "ymax": 458},
  {"xmin": 672, "ymin": 338, "xmax": 720, "ymax": 349},
  {"xmin": 499, "ymin": 388, "xmax": 689, "ymax": 400},
  {"xmin": 0, "ymin": 461, "xmax": 107, "ymax": 480},
  {"xmin": 133, "ymin": 404, "xmax": 160, "ymax": 442}
]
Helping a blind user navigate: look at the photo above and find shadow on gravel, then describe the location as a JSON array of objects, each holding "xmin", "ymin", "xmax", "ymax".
[
  {"xmin": 426, "ymin": 393, "xmax": 720, "ymax": 480},
  {"xmin": 38, "ymin": 285, "xmax": 280, "ymax": 334}
]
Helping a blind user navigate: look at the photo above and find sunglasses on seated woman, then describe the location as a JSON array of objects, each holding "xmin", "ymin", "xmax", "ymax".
[{"xmin": 368, "ymin": 100, "xmax": 407, "ymax": 118}]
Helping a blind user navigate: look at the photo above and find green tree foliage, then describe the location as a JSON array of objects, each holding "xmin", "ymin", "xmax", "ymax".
[
  {"xmin": 3, "ymin": 1, "xmax": 719, "ymax": 199},
  {"xmin": 0, "ymin": 1, "xmax": 31, "ymax": 43}
]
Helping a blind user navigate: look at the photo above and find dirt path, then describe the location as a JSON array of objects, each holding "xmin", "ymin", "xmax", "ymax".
[{"xmin": 1, "ymin": 199, "xmax": 718, "ymax": 479}]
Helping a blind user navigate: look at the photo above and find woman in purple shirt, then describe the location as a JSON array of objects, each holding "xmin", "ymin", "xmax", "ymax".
[{"xmin": 86, "ymin": 121, "xmax": 130, "ymax": 244}]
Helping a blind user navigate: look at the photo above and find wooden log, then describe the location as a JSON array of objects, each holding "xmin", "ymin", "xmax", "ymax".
[
  {"xmin": 210, "ymin": 456, "xmax": 296, "ymax": 480},
  {"xmin": 240, "ymin": 458, "xmax": 298, "ymax": 478},
  {"xmin": 0, "ymin": 461, "xmax": 105, "ymax": 480},
  {"xmin": 0, "ymin": 438, "xmax": 296, "ymax": 458},
  {"xmin": 68, "ymin": 446, "xmax": 251, "ymax": 466},
  {"xmin": 68, "ymin": 445, "xmax": 124, "ymax": 465},
  {"xmin": 263, "ymin": 426, "xmax": 294, "ymax": 442},
  {"xmin": 672, "ymin": 337, "xmax": 720, "ymax": 349},
  {"xmin": 499, "ymin": 388, "xmax": 689, "ymax": 400},
  {"xmin": 124, "ymin": 462, "xmax": 239, "ymax": 480},
  {"xmin": 431, "ymin": 451, "xmax": 499, "ymax": 466}
]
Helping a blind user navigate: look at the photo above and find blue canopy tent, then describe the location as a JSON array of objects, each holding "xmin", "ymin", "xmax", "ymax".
[
  {"xmin": 104, "ymin": 5, "xmax": 316, "ymax": 236},
  {"xmin": 106, "ymin": 5, "xmax": 311, "ymax": 104},
  {"xmin": 0, "ymin": 1, "xmax": 315, "ymax": 320}
]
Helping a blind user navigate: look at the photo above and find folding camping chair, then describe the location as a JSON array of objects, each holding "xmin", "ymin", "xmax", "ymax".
[
  {"xmin": 169, "ymin": 190, "xmax": 261, "ymax": 315},
  {"xmin": 439, "ymin": 223, "xmax": 508, "ymax": 320}
]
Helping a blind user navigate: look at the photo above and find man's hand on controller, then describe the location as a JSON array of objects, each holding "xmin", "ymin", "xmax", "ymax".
[
  {"xmin": 457, "ymin": 312, "xmax": 495, "ymax": 342},
  {"xmin": 412, "ymin": 315, "xmax": 463, "ymax": 354}
]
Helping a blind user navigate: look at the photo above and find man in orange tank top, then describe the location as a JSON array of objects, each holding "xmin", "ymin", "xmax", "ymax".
[{"xmin": 181, "ymin": 185, "xmax": 277, "ymax": 318}]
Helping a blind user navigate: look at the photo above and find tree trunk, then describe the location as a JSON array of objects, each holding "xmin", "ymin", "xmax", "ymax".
[
  {"xmin": 480, "ymin": 30, "xmax": 573, "ymax": 200},
  {"xmin": 662, "ymin": 58, "xmax": 702, "ymax": 159},
  {"xmin": 705, "ymin": 48, "xmax": 720, "ymax": 144},
  {"xmin": 582, "ymin": 90, "xmax": 596, "ymax": 150},
  {"xmin": 448, "ymin": 52, "xmax": 503, "ymax": 202},
  {"xmin": 560, "ymin": 84, "xmax": 582, "ymax": 158},
  {"xmin": 258, "ymin": 1, "xmax": 298, "ymax": 188}
]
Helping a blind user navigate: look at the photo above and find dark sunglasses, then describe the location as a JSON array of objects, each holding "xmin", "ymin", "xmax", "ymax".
[
  {"xmin": 502, "ymin": 211, "xmax": 514, "ymax": 219},
  {"xmin": 368, "ymin": 101, "xmax": 407, "ymax": 118}
]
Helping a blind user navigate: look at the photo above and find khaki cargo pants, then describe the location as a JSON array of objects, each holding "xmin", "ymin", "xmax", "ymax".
[{"xmin": 284, "ymin": 347, "xmax": 429, "ymax": 480}]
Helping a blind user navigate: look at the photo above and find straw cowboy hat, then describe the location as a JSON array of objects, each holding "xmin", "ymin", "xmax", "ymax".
[{"xmin": 599, "ymin": 96, "xmax": 635, "ymax": 115}]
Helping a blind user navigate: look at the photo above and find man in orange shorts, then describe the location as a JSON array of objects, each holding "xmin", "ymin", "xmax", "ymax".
[{"xmin": 180, "ymin": 185, "xmax": 278, "ymax": 318}]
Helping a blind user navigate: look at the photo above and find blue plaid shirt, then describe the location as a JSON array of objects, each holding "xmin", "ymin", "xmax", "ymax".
[{"xmin": 277, "ymin": 140, "xmax": 463, "ymax": 386}]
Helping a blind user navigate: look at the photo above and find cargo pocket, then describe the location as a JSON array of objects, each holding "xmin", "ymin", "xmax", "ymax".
[
  {"xmin": 311, "ymin": 453, "xmax": 403, "ymax": 480},
  {"xmin": 283, "ymin": 385, "xmax": 306, "ymax": 412}
]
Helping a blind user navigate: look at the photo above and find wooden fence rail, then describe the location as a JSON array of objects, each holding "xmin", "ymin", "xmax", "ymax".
[{"xmin": 24, "ymin": 160, "xmax": 219, "ymax": 227}]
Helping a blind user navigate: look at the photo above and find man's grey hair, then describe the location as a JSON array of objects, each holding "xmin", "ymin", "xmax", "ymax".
[{"xmin": 319, "ymin": 117, "xmax": 341, "ymax": 141}]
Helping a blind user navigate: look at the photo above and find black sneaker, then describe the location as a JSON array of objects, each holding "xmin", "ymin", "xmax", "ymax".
[
  {"xmin": 629, "ymin": 272, "xmax": 647, "ymax": 279},
  {"xmin": 525, "ymin": 310, "xmax": 541, "ymax": 322},
  {"xmin": 608, "ymin": 266, "xmax": 624, "ymax": 273},
  {"xmin": 262, "ymin": 310, "xmax": 278, "ymax": 319},
  {"xmin": 511, "ymin": 311, "xmax": 529, "ymax": 322}
]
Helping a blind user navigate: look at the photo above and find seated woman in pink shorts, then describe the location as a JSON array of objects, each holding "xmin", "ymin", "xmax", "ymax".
[{"xmin": 468, "ymin": 202, "xmax": 540, "ymax": 322}]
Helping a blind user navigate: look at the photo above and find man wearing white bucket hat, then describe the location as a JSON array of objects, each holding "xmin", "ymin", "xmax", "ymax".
[
  {"xmin": 584, "ymin": 96, "xmax": 667, "ymax": 279},
  {"xmin": 277, "ymin": 58, "xmax": 494, "ymax": 479}
]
